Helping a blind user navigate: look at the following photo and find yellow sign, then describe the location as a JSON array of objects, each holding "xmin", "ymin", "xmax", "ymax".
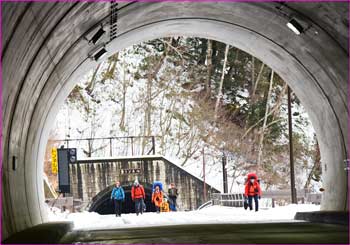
[{"xmin": 51, "ymin": 148, "xmax": 58, "ymax": 174}]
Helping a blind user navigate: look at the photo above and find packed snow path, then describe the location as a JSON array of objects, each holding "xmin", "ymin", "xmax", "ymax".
[{"xmin": 50, "ymin": 204, "xmax": 320, "ymax": 230}]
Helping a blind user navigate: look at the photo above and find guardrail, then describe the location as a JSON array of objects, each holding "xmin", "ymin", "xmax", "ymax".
[
  {"xmin": 46, "ymin": 197, "xmax": 84, "ymax": 212},
  {"xmin": 212, "ymin": 193, "xmax": 245, "ymax": 207},
  {"xmin": 211, "ymin": 190, "xmax": 322, "ymax": 209},
  {"xmin": 263, "ymin": 189, "xmax": 322, "ymax": 205},
  {"xmin": 197, "ymin": 200, "xmax": 214, "ymax": 210}
]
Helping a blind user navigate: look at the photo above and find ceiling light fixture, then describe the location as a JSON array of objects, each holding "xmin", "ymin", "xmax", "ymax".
[
  {"xmin": 93, "ymin": 47, "xmax": 107, "ymax": 61},
  {"xmin": 89, "ymin": 27, "xmax": 106, "ymax": 45},
  {"xmin": 287, "ymin": 18, "xmax": 304, "ymax": 35}
]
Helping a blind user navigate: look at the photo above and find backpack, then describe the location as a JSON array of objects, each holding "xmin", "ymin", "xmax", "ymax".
[
  {"xmin": 152, "ymin": 181, "xmax": 163, "ymax": 192},
  {"xmin": 246, "ymin": 173, "xmax": 260, "ymax": 184},
  {"xmin": 247, "ymin": 173, "xmax": 258, "ymax": 180}
]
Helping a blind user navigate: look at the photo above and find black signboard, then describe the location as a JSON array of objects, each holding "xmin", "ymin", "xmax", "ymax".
[{"xmin": 57, "ymin": 148, "xmax": 76, "ymax": 193}]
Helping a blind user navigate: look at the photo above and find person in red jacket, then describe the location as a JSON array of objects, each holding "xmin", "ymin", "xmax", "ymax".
[
  {"xmin": 244, "ymin": 174, "xmax": 262, "ymax": 212},
  {"xmin": 131, "ymin": 180, "xmax": 145, "ymax": 215}
]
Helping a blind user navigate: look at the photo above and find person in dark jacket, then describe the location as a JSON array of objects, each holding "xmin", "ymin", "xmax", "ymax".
[
  {"xmin": 168, "ymin": 183, "xmax": 178, "ymax": 211},
  {"xmin": 244, "ymin": 174, "xmax": 262, "ymax": 212},
  {"xmin": 111, "ymin": 181, "xmax": 125, "ymax": 217},
  {"xmin": 131, "ymin": 180, "xmax": 145, "ymax": 215}
]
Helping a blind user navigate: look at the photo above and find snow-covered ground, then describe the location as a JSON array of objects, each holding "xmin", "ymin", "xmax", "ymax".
[{"xmin": 48, "ymin": 204, "xmax": 320, "ymax": 231}]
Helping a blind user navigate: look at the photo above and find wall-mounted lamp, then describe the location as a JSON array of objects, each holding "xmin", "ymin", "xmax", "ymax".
[
  {"xmin": 93, "ymin": 47, "xmax": 107, "ymax": 61},
  {"xmin": 287, "ymin": 18, "xmax": 304, "ymax": 35},
  {"xmin": 89, "ymin": 26, "xmax": 106, "ymax": 45}
]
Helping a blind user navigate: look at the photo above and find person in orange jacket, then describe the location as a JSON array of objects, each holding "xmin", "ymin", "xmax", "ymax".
[
  {"xmin": 131, "ymin": 180, "xmax": 145, "ymax": 215},
  {"xmin": 152, "ymin": 185, "xmax": 163, "ymax": 213},
  {"xmin": 244, "ymin": 174, "xmax": 262, "ymax": 212}
]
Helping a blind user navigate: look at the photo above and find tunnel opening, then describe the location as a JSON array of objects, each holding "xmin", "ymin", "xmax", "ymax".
[
  {"xmin": 46, "ymin": 35, "xmax": 322, "ymax": 213},
  {"xmin": 89, "ymin": 183, "xmax": 156, "ymax": 215},
  {"xmin": 2, "ymin": 2, "xmax": 348, "ymax": 241}
]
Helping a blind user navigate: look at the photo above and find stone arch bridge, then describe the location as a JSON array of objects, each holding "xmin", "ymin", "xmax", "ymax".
[{"xmin": 69, "ymin": 155, "xmax": 219, "ymax": 214}]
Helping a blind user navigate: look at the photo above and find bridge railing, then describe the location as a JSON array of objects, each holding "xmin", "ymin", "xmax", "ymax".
[
  {"xmin": 197, "ymin": 200, "xmax": 214, "ymax": 210},
  {"xmin": 211, "ymin": 190, "xmax": 322, "ymax": 209},
  {"xmin": 212, "ymin": 193, "xmax": 245, "ymax": 207},
  {"xmin": 52, "ymin": 135, "xmax": 158, "ymax": 159},
  {"xmin": 263, "ymin": 189, "xmax": 322, "ymax": 205}
]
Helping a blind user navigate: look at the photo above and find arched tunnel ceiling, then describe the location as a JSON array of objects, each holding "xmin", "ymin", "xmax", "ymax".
[
  {"xmin": 1, "ymin": 1, "xmax": 349, "ymax": 240},
  {"xmin": 3, "ymin": 2, "xmax": 349, "ymax": 54}
]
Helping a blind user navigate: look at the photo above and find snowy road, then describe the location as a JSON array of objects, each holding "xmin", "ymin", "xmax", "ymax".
[{"xmin": 49, "ymin": 204, "xmax": 320, "ymax": 230}]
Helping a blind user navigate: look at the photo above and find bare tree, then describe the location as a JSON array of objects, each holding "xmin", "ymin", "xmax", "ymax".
[
  {"xmin": 252, "ymin": 63, "xmax": 265, "ymax": 101},
  {"xmin": 257, "ymin": 70, "xmax": 274, "ymax": 165},
  {"xmin": 214, "ymin": 44, "xmax": 230, "ymax": 121},
  {"xmin": 119, "ymin": 61, "xmax": 130, "ymax": 132},
  {"xmin": 205, "ymin": 40, "xmax": 213, "ymax": 96},
  {"xmin": 142, "ymin": 50, "xmax": 168, "ymax": 153},
  {"xmin": 242, "ymin": 83, "xmax": 287, "ymax": 139}
]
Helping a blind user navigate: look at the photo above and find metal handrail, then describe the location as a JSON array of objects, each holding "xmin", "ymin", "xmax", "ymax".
[
  {"xmin": 197, "ymin": 200, "xmax": 213, "ymax": 210},
  {"xmin": 52, "ymin": 135, "xmax": 161, "ymax": 142},
  {"xmin": 50, "ymin": 135, "xmax": 159, "ymax": 157}
]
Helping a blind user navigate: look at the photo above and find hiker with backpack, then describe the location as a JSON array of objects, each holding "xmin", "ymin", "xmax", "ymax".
[
  {"xmin": 152, "ymin": 185, "xmax": 163, "ymax": 213},
  {"xmin": 168, "ymin": 183, "xmax": 178, "ymax": 211},
  {"xmin": 131, "ymin": 180, "xmax": 145, "ymax": 216},
  {"xmin": 152, "ymin": 181, "xmax": 164, "ymax": 213},
  {"xmin": 110, "ymin": 181, "xmax": 125, "ymax": 217},
  {"xmin": 244, "ymin": 173, "xmax": 262, "ymax": 212}
]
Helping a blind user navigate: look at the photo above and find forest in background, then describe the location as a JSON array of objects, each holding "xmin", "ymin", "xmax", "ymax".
[{"xmin": 45, "ymin": 37, "xmax": 321, "ymax": 193}]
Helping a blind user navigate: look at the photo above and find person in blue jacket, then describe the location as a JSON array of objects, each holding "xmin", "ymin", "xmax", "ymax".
[{"xmin": 111, "ymin": 181, "xmax": 125, "ymax": 217}]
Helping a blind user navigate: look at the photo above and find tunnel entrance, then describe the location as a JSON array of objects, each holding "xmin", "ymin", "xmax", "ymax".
[
  {"xmin": 89, "ymin": 183, "xmax": 156, "ymax": 215},
  {"xmin": 2, "ymin": 2, "xmax": 348, "ymax": 240}
]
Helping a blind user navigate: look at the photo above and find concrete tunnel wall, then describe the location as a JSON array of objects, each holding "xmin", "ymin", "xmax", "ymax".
[{"xmin": 2, "ymin": 2, "xmax": 348, "ymax": 239}]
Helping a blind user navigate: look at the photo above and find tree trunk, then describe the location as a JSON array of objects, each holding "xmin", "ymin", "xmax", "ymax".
[
  {"xmin": 251, "ymin": 62, "xmax": 265, "ymax": 102},
  {"xmin": 214, "ymin": 44, "xmax": 229, "ymax": 120},
  {"xmin": 119, "ymin": 64, "xmax": 128, "ymax": 131},
  {"xmin": 304, "ymin": 140, "xmax": 321, "ymax": 189},
  {"xmin": 271, "ymin": 84, "xmax": 288, "ymax": 119},
  {"xmin": 142, "ymin": 46, "xmax": 169, "ymax": 153},
  {"xmin": 227, "ymin": 49, "xmax": 239, "ymax": 87},
  {"xmin": 251, "ymin": 56, "xmax": 255, "ymax": 88},
  {"xmin": 146, "ymin": 72, "xmax": 152, "ymax": 136},
  {"xmin": 257, "ymin": 69, "xmax": 274, "ymax": 165},
  {"xmin": 85, "ymin": 64, "xmax": 101, "ymax": 95},
  {"xmin": 205, "ymin": 40, "xmax": 213, "ymax": 96},
  {"xmin": 242, "ymin": 83, "xmax": 287, "ymax": 139}
]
